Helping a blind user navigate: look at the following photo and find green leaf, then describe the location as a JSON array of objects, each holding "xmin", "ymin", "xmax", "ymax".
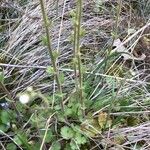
[
  {"xmin": 65, "ymin": 102, "xmax": 80, "ymax": 118},
  {"xmin": 45, "ymin": 17, "xmax": 51, "ymax": 27},
  {"xmin": 64, "ymin": 144, "xmax": 72, "ymax": 150},
  {"xmin": 54, "ymin": 104, "xmax": 61, "ymax": 111},
  {"xmin": 14, "ymin": 133, "xmax": 32, "ymax": 150},
  {"xmin": 46, "ymin": 66, "xmax": 55, "ymax": 74},
  {"xmin": 6, "ymin": 143, "xmax": 17, "ymax": 150},
  {"xmin": 14, "ymin": 135, "xmax": 22, "ymax": 145},
  {"xmin": 127, "ymin": 116, "xmax": 139, "ymax": 126},
  {"xmin": 81, "ymin": 66, "xmax": 87, "ymax": 74},
  {"xmin": 57, "ymin": 112, "xmax": 66, "ymax": 122},
  {"xmin": 32, "ymin": 142, "xmax": 41, "ymax": 150},
  {"xmin": 55, "ymin": 92, "xmax": 65, "ymax": 99},
  {"xmin": 111, "ymin": 31, "xmax": 118, "ymax": 38},
  {"xmin": 51, "ymin": 142, "xmax": 61, "ymax": 150},
  {"xmin": 70, "ymin": 140, "xmax": 77, "ymax": 150},
  {"xmin": 61, "ymin": 126, "xmax": 74, "ymax": 140},
  {"xmin": 1, "ymin": 110, "xmax": 10, "ymax": 125},
  {"xmin": 0, "ymin": 70, "xmax": 4, "ymax": 83},
  {"xmin": 69, "ymin": 10, "xmax": 76, "ymax": 18},
  {"xmin": 65, "ymin": 108, "xmax": 73, "ymax": 117},
  {"xmin": 41, "ymin": 36, "xmax": 48, "ymax": 46},
  {"xmin": 80, "ymin": 27, "xmax": 86, "ymax": 37},
  {"xmin": 81, "ymin": 118, "xmax": 101, "ymax": 138},
  {"xmin": 59, "ymin": 72, "xmax": 65, "ymax": 84},
  {"xmin": 72, "ymin": 58, "xmax": 78, "ymax": 65},
  {"xmin": 40, "ymin": 129, "xmax": 53, "ymax": 143},
  {"xmin": 52, "ymin": 51, "xmax": 60, "ymax": 60},
  {"xmin": 0, "ymin": 124, "xmax": 9, "ymax": 132},
  {"xmin": 74, "ymin": 132, "xmax": 87, "ymax": 145},
  {"xmin": 17, "ymin": 133, "xmax": 32, "ymax": 150}
]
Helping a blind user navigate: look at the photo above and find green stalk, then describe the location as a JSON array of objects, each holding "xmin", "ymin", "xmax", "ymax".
[
  {"xmin": 104, "ymin": 0, "xmax": 122, "ymax": 73},
  {"xmin": 39, "ymin": 0, "xmax": 65, "ymax": 113},
  {"xmin": 73, "ymin": 18, "xmax": 77, "ymax": 79},
  {"xmin": 106, "ymin": 0, "xmax": 122, "ymax": 55},
  {"xmin": 75, "ymin": 0, "xmax": 85, "ymax": 117},
  {"xmin": 114, "ymin": 0, "xmax": 122, "ymax": 38}
]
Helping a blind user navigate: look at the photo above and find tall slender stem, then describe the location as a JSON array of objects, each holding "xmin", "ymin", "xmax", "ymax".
[
  {"xmin": 75, "ymin": 0, "xmax": 85, "ymax": 117},
  {"xmin": 73, "ymin": 19, "xmax": 77, "ymax": 79},
  {"xmin": 39, "ymin": 0, "xmax": 65, "ymax": 113}
]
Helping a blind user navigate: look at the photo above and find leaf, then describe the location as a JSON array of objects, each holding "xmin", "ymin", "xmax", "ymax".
[
  {"xmin": 52, "ymin": 51, "xmax": 60, "ymax": 60},
  {"xmin": 14, "ymin": 133, "xmax": 33, "ymax": 150},
  {"xmin": 72, "ymin": 58, "xmax": 78, "ymax": 65},
  {"xmin": 46, "ymin": 66, "xmax": 55, "ymax": 74},
  {"xmin": 70, "ymin": 140, "xmax": 77, "ymax": 150},
  {"xmin": 57, "ymin": 112, "xmax": 66, "ymax": 122},
  {"xmin": 61, "ymin": 126, "xmax": 74, "ymax": 140},
  {"xmin": 80, "ymin": 27, "xmax": 86, "ymax": 37},
  {"xmin": 65, "ymin": 108, "xmax": 73, "ymax": 116},
  {"xmin": 0, "ymin": 124, "xmax": 9, "ymax": 132},
  {"xmin": 114, "ymin": 135, "xmax": 126, "ymax": 144},
  {"xmin": 69, "ymin": 10, "xmax": 76, "ymax": 18},
  {"xmin": 1, "ymin": 110, "xmax": 10, "ymax": 125},
  {"xmin": 111, "ymin": 31, "xmax": 118, "ymax": 38},
  {"xmin": 74, "ymin": 132, "xmax": 87, "ymax": 145},
  {"xmin": 54, "ymin": 105, "xmax": 61, "ymax": 111},
  {"xmin": 32, "ymin": 142, "xmax": 41, "ymax": 150},
  {"xmin": 16, "ymin": 133, "xmax": 32, "ymax": 150},
  {"xmin": 41, "ymin": 36, "xmax": 48, "ymax": 46},
  {"xmin": 59, "ymin": 72, "xmax": 65, "ymax": 84},
  {"xmin": 40, "ymin": 129, "xmax": 53, "ymax": 143},
  {"xmin": 127, "ymin": 116, "xmax": 139, "ymax": 126},
  {"xmin": 98, "ymin": 112, "xmax": 112, "ymax": 129},
  {"xmin": 81, "ymin": 118, "xmax": 101, "ymax": 138},
  {"xmin": 6, "ymin": 143, "xmax": 17, "ymax": 150},
  {"xmin": 45, "ymin": 16, "xmax": 51, "ymax": 27},
  {"xmin": 0, "ymin": 70, "xmax": 4, "ymax": 83},
  {"xmin": 14, "ymin": 135, "xmax": 22, "ymax": 145},
  {"xmin": 55, "ymin": 92, "xmax": 64, "ymax": 99},
  {"xmin": 98, "ymin": 112, "xmax": 107, "ymax": 128},
  {"xmin": 64, "ymin": 144, "xmax": 72, "ymax": 150},
  {"xmin": 51, "ymin": 141, "xmax": 61, "ymax": 150}
]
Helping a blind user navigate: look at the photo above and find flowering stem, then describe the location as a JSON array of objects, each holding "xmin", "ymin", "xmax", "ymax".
[
  {"xmin": 75, "ymin": 0, "xmax": 85, "ymax": 117},
  {"xmin": 39, "ymin": 0, "xmax": 65, "ymax": 113}
]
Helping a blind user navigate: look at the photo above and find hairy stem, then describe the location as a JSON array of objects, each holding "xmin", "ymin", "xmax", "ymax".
[
  {"xmin": 39, "ymin": 0, "xmax": 65, "ymax": 113},
  {"xmin": 75, "ymin": 0, "xmax": 85, "ymax": 117}
]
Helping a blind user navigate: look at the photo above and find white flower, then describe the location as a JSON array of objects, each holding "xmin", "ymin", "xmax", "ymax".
[{"xmin": 19, "ymin": 94, "xmax": 30, "ymax": 104}]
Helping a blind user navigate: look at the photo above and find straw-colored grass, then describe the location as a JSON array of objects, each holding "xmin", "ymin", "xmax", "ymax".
[{"xmin": 0, "ymin": 0, "xmax": 150, "ymax": 149}]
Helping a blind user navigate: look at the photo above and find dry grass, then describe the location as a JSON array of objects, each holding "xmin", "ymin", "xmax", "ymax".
[
  {"xmin": 1, "ymin": 0, "xmax": 115, "ymax": 94},
  {"xmin": 0, "ymin": 0, "xmax": 150, "ymax": 149}
]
